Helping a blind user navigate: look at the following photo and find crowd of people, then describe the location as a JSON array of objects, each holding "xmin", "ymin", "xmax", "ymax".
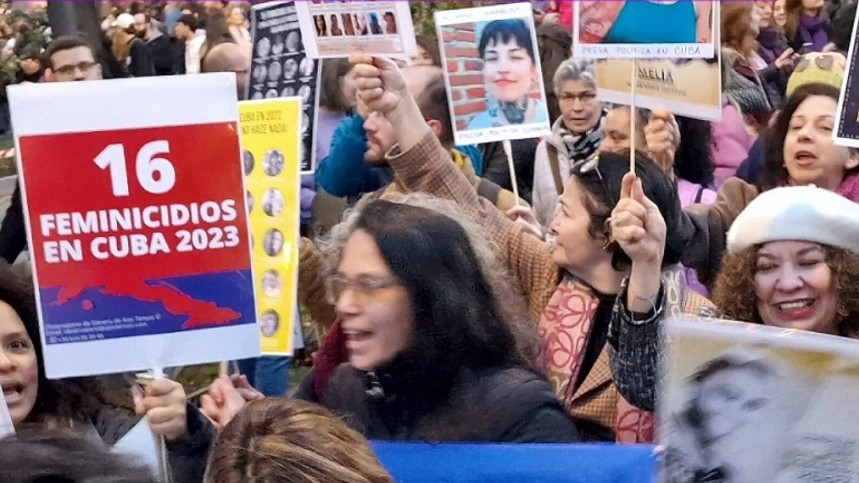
[{"xmin": 1, "ymin": 0, "xmax": 859, "ymax": 481}]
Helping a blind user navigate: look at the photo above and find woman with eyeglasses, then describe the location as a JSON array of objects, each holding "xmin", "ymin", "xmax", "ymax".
[
  {"xmin": 203, "ymin": 196, "xmax": 578, "ymax": 443},
  {"xmin": 345, "ymin": 54, "xmax": 709, "ymax": 443},
  {"xmin": 532, "ymin": 59, "xmax": 606, "ymax": 228}
]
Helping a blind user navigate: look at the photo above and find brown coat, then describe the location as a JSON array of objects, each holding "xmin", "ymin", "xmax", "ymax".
[{"xmin": 385, "ymin": 131, "xmax": 615, "ymax": 430}]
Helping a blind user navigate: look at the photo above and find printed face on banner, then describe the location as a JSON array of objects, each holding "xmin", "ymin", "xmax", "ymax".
[
  {"xmin": 574, "ymin": 0, "xmax": 716, "ymax": 59},
  {"xmin": 662, "ymin": 318, "xmax": 859, "ymax": 481},
  {"xmin": 835, "ymin": 11, "xmax": 859, "ymax": 147},
  {"xmin": 294, "ymin": 1, "xmax": 416, "ymax": 59},
  {"xmin": 239, "ymin": 98, "xmax": 302, "ymax": 356},
  {"xmin": 250, "ymin": 1, "xmax": 320, "ymax": 174},
  {"xmin": 436, "ymin": 3, "xmax": 552, "ymax": 145}
]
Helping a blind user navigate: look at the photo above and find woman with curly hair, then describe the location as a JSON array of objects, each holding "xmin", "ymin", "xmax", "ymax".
[
  {"xmin": 681, "ymin": 82, "xmax": 859, "ymax": 287},
  {"xmin": 607, "ymin": 183, "xmax": 859, "ymax": 412}
]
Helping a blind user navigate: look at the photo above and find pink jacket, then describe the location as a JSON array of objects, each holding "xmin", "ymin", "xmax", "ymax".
[{"xmin": 710, "ymin": 98, "xmax": 754, "ymax": 187}]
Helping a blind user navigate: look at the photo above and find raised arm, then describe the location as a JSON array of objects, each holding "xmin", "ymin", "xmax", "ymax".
[
  {"xmin": 350, "ymin": 54, "xmax": 556, "ymax": 299},
  {"xmin": 605, "ymin": 172, "xmax": 669, "ymax": 411}
]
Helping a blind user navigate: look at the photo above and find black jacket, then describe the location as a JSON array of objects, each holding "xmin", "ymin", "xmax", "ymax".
[
  {"xmin": 0, "ymin": 183, "xmax": 25, "ymax": 264},
  {"xmin": 316, "ymin": 363, "xmax": 579, "ymax": 443}
]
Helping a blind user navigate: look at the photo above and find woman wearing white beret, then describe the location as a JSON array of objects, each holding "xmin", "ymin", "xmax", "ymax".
[
  {"xmin": 606, "ymin": 181, "xmax": 859, "ymax": 411},
  {"xmin": 681, "ymin": 83, "xmax": 859, "ymax": 287}
]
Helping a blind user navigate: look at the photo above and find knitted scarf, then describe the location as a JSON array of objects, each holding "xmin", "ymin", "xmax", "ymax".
[{"xmin": 560, "ymin": 109, "xmax": 607, "ymax": 163}]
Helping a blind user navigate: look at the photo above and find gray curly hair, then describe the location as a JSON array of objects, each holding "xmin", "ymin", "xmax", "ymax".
[{"xmin": 315, "ymin": 192, "xmax": 539, "ymax": 366}]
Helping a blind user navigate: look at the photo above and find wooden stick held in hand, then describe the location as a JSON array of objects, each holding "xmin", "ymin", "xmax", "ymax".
[
  {"xmin": 502, "ymin": 139, "xmax": 520, "ymax": 207},
  {"xmin": 629, "ymin": 60, "xmax": 637, "ymax": 174}
]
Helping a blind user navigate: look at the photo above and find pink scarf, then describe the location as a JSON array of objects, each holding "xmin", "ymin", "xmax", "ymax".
[{"xmin": 538, "ymin": 277, "xmax": 653, "ymax": 443}]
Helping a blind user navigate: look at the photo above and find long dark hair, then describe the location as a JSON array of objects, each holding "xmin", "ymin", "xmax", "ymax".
[
  {"xmin": 353, "ymin": 200, "xmax": 529, "ymax": 389},
  {"xmin": 571, "ymin": 151, "xmax": 693, "ymax": 271},
  {"xmin": 760, "ymin": 83, "xmax": 855, "ymax": 191},
  {"xmin": 674, "ymin": 116, "xmax": 715, "ymax": 187},
  {"xmin": 0, "ymin": 265, "xmax": 108, "ymax": 427}
]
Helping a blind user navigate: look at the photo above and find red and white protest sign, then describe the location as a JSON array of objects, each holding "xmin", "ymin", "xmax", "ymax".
[{"xmin": 8, "ymin": 75, "xmax": 260, "ymax": 378}]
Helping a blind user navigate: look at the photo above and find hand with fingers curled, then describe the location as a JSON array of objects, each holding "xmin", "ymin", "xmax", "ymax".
[
  {"xmin": 200, "ymin": 375, "xmax": 259, "ymax": 432},
  {"xmin": 349, "ymin": 52, "xmax": 407, "ymax": 116},
  {"xmin": 610, "ymin": 172, "xmax": 666, "ymax": 267},
  {"xmin": 506, "ymin": 205, "xmax": 543, "ymax": 239},
  {"xmin": 644, "ymin": 110, "xmax": 680, "ymax": 172},
  {"xmin": 133, "ymin": 378, "xmax": 189, "ymax": 441}
]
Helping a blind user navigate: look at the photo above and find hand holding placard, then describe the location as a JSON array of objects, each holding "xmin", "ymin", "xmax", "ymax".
[
  {"xmin": 611, "ymin": 173, "xmax": 666, "ymax": 312},
  {"xmin": 133, "ymin": 377, "xmax": 188, "ymax": 442}
]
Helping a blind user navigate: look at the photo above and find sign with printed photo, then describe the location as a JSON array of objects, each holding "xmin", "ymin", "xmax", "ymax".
[
  {"xmin": 574, "ymin": 0, "xmax": 716, "ymax": 59},
  {"xmin": 294, "ymin": 1, "xmax": 417, "ymax": 59},
  {"xmin": 0, "ymin": 387, "xmax": 12, "ymax": 439},
  {"xmin": 436, "ymin": 3, "xmax": 552, "ymax": 145},
  {"xmin": 835, "ymin": 9, "xmax": 859, "ymax": 147},
  {"xmin": 250, "ymin": 1, "xmax": 319, "ymax": 173},
  {"xmin": 239, "ymin": 98, "xmax": 301, "ymax": 356},
  {"xmin": 662, "ymin": 317, "xmax": 859, "ymax": 482},
  {"xmin": 8, "ymin": 75, "xmax": 260, "ymax": 378},
  {"xmin": 596, "ymin": 54, "xmax": 722, "ymax": 121}
]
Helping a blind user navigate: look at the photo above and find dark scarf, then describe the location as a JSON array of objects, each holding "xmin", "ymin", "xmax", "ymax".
[
  {"xmin": 491, "ymin": 96, "xmax": 529, "ymax": 125},
  {"xmin": 757, "ymin": 27, "xmax": 780, "ymax": 63},
  {"xmin": 799, "ymin": 14, "xmax": 829, "ymax": 52},
  {"xmin": 560, "ymin": 109, "xmax": 606, "ymax": 162}
]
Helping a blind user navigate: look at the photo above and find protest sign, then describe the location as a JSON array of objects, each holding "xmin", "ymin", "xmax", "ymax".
[
  {"xmin": 436, "ymin": 3, "xmax": 552, "ymax": 145},
  {"xmin": 239, "ymin": 98, "xmax": 301, "ymax": 356},
  {"xmin": 8, "ymin": 75, "xmax": 260, "ymax": 378},
  {"xmin": 250, "ymin": 1, "xmax": 319, "ymax": 174},
  {"xmin": 574, "ymin": 0, "xmax": 716, "ymax": 59},
  {"xmin": 661, "ymin": 317, "xmax": 859, "ymax": 482},
  {"xmin": 0, "ymin": 388, "xmax": 13, "ymax": 439},
  {"xmin": 835, "ymin": 10, "xmax": 859, "ymax": 147},
  {"xmin": 596, "ymin": 55, "xmax": 722, "ymax": 121},
  {"xmin": 294, "ymin": 1, "xmax": 416, "ymax": 59}
]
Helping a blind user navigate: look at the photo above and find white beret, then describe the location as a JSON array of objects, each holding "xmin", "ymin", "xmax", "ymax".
[{"xmin": 727, "ymin": 186, "xmax": 859, "ymax": 254}]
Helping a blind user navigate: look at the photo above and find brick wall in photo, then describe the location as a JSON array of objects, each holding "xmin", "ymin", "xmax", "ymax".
[
  {"xmin": 442, "ymin": 22, "xmax": 548, "ymax": 132},
  {"xmin": 441, "ymin": 24, "xmax": 487, "ymax": 131}
]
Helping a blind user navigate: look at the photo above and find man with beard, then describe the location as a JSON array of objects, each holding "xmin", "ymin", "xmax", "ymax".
[
  {"xmin": 134, "ymin": 13, "xmax": 179, "ymax": 76},
  {"xmin": 115, "ymin": 12, "xmax": 154, "ymax": 77}
]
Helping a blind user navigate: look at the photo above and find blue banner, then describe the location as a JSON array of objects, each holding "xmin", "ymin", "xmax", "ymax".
[{"xmin": 372, "ymin": 442, "xmax": 657, "ymax": 482}]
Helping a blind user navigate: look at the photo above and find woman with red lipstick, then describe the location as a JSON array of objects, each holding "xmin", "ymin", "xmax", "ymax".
[
  {"xmin": 0, "ymin": 265, "xmax": 212, "ymax": 481},
  {"xmin": 466, "ymin": 19, "xmax": 549, "ymax": 130},
  {"xmin": 346, "ymin": 53, "xmax": 709, "ymax": 442},
  {"xmin": 608, "ymin": 184, "xmax": 859, "ymax": 412},
  {"xmin": 680, "ymin": 82, "xmax": 859, "ymax": 288}
]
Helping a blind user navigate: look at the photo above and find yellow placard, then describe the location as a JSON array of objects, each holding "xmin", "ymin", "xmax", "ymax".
[{"xmin": 239, "ymin": 98, "xmax": 301, "ymax": 356}]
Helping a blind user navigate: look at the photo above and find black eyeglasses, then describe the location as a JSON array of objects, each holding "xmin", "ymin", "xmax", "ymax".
[{"xmin": 53, "ymin": 61, "xmax": 99, "ymax": 77}]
